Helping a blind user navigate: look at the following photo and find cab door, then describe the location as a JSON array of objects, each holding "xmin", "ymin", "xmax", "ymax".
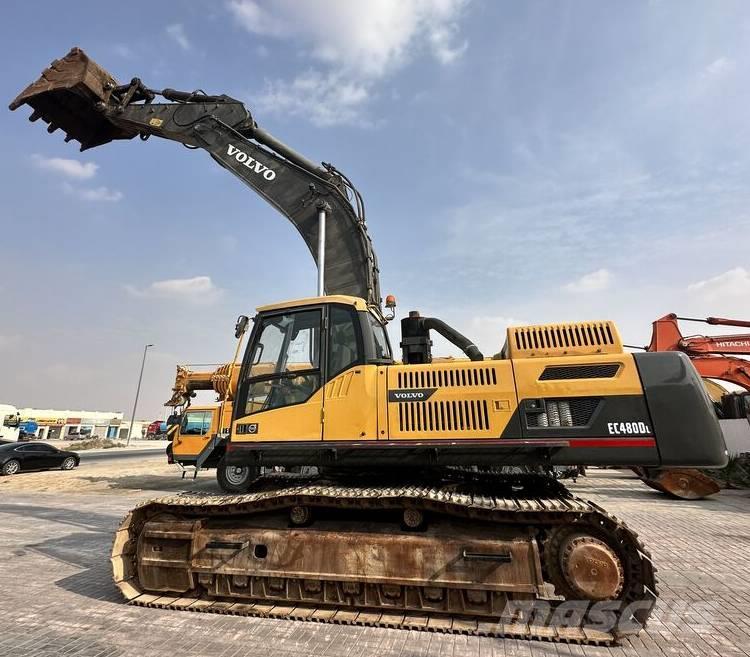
[
  {"xmin": 172, "ymin": 409, "xmax": 213, "ymax": 460},
  {"xmin": 234, "ymin": 307, "xmax": 324, "ymax": 442},
  {"xmin": 323, "ymin": 305, "xmax": 379, "ymax": 441}
]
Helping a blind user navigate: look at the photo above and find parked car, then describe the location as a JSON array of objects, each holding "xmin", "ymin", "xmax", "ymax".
[{"xmin": 0, "ymin": 442, "xmax": 79, "ymax": 475}]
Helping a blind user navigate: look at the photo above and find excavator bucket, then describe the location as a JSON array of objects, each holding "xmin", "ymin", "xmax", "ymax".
[
  {"xmin": 633, "ymin": 467, "xmax": 721, "ymax": 500},
  {"xmin": 9, "ymin": 47, "xmax": 135, "ymax": 150}
]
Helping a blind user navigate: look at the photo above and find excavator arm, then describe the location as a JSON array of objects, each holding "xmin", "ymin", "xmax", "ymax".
[{"xmin": 10, "ymin": 48, "xmax": 381, "ymax": 307}]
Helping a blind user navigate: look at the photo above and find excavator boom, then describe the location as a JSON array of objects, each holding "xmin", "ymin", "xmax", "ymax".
[
  {"xmin": 10, "ymin": 47, "xmax": 381, "ymax": 307},
  {"xmin": 647, "ymin": 314, "xmax": 750, "ymax": 386},
  {"xmin": 648, "ymin": 313, "xmax": 750, "ymax": 355}
]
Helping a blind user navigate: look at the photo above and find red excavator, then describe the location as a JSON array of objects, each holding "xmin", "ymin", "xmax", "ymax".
[{"xmin": 635, "ymin": 314, "xmax": 750, "ymax": 499}]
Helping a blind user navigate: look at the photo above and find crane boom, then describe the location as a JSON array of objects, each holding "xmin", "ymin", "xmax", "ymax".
[
  {"xmin": 9, "ymin": 47, "xmax": 381, "ymax": 308},
  {"xmin": 164, "ymin": 364, "xmax": 237, "ymax": 408}
]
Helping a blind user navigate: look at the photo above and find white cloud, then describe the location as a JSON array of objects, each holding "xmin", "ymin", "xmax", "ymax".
[
  {"xmin": 563, "ymin": 268, "xmax": 612, "ymax": 293},
  {"xmin": 125, "ymin": 276, "xmax": 223, "ymax": 304},
  {"xmin": 62, "ymin": 183, "xmax": 123, "ymax": 202},
  {"xmin": 32, "ymin": 155, "xmax": 98, "ymax": 180},
  {"xmin": 33, "ymin": 154, "xmax": 122, "ymax": 201},
  {"xmin": 166, "ymin": 23, "xmax": 191, "ymax": 51},
  {"xmin": 229, "ymin": 0, "xmax": 469, "ymax": 77},
  {"xmin": 256, "ymin": 70, "xmax": 370, "ymax": 127},
  {"xmin": 428, "ymin": 20, "xmax": 468, "ymax": 64},
  {"xmin": 229, "ymin": 0, "xmax": 470, "ymax": 125},
  {"xmin": 228, "ymin": 1, "xmax": 290, "ymax": 38},
  {"xmin": 687, "ymin": 267, "xmax": 750, "ymax": 298},
  {"xmin": 703, "ymin": 57, "xmax": 735, "ymax": 79}
]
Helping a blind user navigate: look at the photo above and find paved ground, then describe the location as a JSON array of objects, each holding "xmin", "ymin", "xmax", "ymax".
[
  {"xmin": 76, "ymin": 448, "xmax": 167, "ymax": 463},
  {"xmin": 0, "ymin": 465, "xmax": 748, "ymax": 657}
]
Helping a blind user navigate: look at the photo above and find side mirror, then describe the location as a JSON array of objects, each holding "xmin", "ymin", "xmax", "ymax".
[
  {"xmin": 234, "ymin": 315, "xmax": 250, "ymax": 339},
  {"xmin": 384, "ymin": 294, "xmax": 397, "ymax": 322}
]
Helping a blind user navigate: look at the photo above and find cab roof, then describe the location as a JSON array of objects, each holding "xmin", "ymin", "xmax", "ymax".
[{"xmin": 256, "ymin": 295, "xmax": 369, "ymax": 313}]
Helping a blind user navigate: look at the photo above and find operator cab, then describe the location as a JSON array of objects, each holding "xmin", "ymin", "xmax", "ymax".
[{"xmin": 234, "ymin": 296, "xmax": 393, "ymax": 423}]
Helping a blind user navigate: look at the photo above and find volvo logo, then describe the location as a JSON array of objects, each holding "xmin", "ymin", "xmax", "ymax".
[
  {"xmin": 236, "ymin": 423, "xmax": 259, "ymax": 435},
  {"xmin": 226, "ymin": 144, "xmax": 276, "ymax": 181},
  {"xmin": 388, "ymin": 388, "xmax": 438, "ymax": 402}
]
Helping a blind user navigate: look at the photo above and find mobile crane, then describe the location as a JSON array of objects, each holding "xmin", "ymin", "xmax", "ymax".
[
  {"xmin": 11, "ymin": 48, "xmax": 728, "ymax": 644},
  {"xmin": 162, "ymin": 362, "xmax": 237, "ymax": 481}
]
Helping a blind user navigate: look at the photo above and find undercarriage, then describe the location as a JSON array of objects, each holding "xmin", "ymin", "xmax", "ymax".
[{"xmin": 112, "ymin": 471, "xmax": 656, "ymax": 644}]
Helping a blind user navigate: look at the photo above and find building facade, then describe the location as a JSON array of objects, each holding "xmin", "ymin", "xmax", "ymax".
[{"xmin": 10, "ymin": 407, "xmax": 147, "ymax": 441}]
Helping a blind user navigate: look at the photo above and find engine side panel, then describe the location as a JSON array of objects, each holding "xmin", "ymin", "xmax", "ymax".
[
  {"xmin": 323, "ymin": 366, "xmax": 380, "ymax": 440},
  {"xmin": 385, "ymin": 361, "xmax": 518, "ymax": 440},
  {"xmin": 634, "ymin": 351, "xmax": 727, "ymax": 467}
]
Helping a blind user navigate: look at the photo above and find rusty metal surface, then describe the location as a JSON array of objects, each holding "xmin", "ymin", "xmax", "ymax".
[
  {"xmin": 636, "ymin": 468, "xmax": 721, "ymax": 500},
  {"xmin": 139, "ymin": 517, "xmax": 544, "ymax": 613},
  {"xmin": 112, "ymin": 473, "xmax": 657, "ymax": 645},
  {"xmin": 558, "ymin": 535, "xmax": 624, "ymax": 600},
  {"xmin": 9, "ymin": 47, "xmax": 136, "ymax": 149}
]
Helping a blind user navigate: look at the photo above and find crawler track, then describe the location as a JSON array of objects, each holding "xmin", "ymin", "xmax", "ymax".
[{"xmin": 112, "ymin": 473, "xmax": 657, "ymax": 644}]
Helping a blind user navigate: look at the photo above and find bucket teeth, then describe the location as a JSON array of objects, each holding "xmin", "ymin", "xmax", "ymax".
[{"xmin": 9, "ymin": 46, "xmax": 137, "ymax": 151}]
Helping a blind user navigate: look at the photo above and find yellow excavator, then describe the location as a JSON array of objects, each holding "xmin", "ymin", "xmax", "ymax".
[{"xmin": 12, "ymin": 48, "xmax": 728, "ymax": 644}]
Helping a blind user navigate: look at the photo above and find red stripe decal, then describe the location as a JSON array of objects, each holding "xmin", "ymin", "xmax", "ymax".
[{"xmin": 569, "ymin": 438, "xmax": 656, "ymax": 448}]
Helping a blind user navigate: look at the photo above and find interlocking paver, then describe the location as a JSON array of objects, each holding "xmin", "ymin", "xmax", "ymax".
[{"xmin": 0, "ymin": 469, "xmax": 749, "ymax": 656}]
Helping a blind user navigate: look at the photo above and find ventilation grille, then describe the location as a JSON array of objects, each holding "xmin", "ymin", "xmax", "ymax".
[
  {"xmin": 515, "ymin": 323, "xmax": 615, "ymax": 351},
  {"xmin": 505, "ymin": 321, "xmax": 622, "ymax": 358},
  {"xmin": 398, "ymin": 399, "xmax": 490, "ymax": 433},
  {"xmin": 539, "ymin": 364, "xmax": 620, "ymax": 380},
  {"xmin": 526, "ymin": 398, "xmax": 601, "ymax": 428},
  {"xmin": 397, "ymin": 367, "xmax": 497, "ymax": 389},
  {"xmin": 326, "ymin": 372, "xmax": 354, "ymax": 399}
]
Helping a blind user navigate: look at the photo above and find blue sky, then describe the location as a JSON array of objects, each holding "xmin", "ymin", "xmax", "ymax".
[{"xmin": 2, "ymin": 1, "xmax": 749, "ymax": 418}]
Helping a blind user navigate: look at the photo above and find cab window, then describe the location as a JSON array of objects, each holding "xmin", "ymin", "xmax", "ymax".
[
  {"xmin": 243, "ymin": 309, "xmax": 322, "ymax": 415},
  {"xmin": 328, "ymin": 306, "xmax": 362, "ymax": 378},
  {"xmin": 368, "ymin": 313, "xmax": 392, "ymax": 361},
  {"xmin": 181, "ymin": 410, "xmax": 212, "ymax": 436}
]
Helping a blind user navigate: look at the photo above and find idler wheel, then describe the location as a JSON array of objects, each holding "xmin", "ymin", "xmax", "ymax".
[{"xmin": 559, "ymin": 534, "xmax": 624, "ymax": 600}]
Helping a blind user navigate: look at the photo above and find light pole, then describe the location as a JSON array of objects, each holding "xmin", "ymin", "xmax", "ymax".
[{"xmin": 126, "ymin": 343, "xmax": 153, "ymax": 447}]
